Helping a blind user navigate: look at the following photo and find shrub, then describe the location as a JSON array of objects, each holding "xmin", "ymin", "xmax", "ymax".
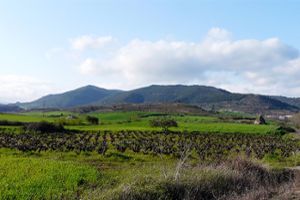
[
  {"xmin": 149, "ymin": 118, "xmax": 178, "ymax": 132},
  {"xmin": 86, "ymin": 115, "xmax": 99, "ymax": 125},
  {"xmin": 56, "ymin": 118, "xmax": 83, "ymax": 126},
  {"xmin": 275, "ymin": 126, "xmax": 296, "ymax": 135},
  {"xmin": 24, "ymin": 121, "xmax": 65, "ymax": 133},
  {"xmin": 0, "ymin": 120, "xmax": 24, "ymax": 126}
]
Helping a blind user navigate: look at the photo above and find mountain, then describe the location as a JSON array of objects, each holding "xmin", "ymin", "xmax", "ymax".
[
  {"xmin": 269, "ymin": 96, "xmax": 300, "ymax": 108},
  {"xmin": 101, "ymin": 85, "xmax": 298, "ymax": 114},
  {"xmin": 20, "ymin": 85, "xmax": 122, "ymax": 109},
  {"xmin": 102, "ymin": 85, "xmax": 244, "ymax": 104},
  {"xmin": 206, "ymin": 94, "xmax": 299, "ymax": 114},
  {"xmin": 0, "ymin": 104, "xmax": 23, "ymax": 112},
  {"xmin": 15, "ymin": 84, "xmax": 300, "ymax": 114}
]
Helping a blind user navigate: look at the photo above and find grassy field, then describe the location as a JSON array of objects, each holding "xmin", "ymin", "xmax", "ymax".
[
  {"xmin": 67, "ymin": 122, "xmax": 277, "ymax": 134},
  {"xmin": 0, "ymin": 111, "xmax": 278, "ymax": 134},
  {"xmin": 0, "ymin": 147, "xmax": 298, "ymax": 200},
  {"xmin": 0, "ymin": 150, "xmax": 99, "ymax": 200},
  {"xmin": 0, "ymin": 148, "xmax": 176, "ymax": 200}
]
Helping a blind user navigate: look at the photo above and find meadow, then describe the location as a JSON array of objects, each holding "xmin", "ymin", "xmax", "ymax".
[
  {"xmin": 0, "ymin": 111, "xmax": 278, "ymax": 134},
  {"xmin": 0, "ymin": 110, "xmax": 299, "ymax": 199}
]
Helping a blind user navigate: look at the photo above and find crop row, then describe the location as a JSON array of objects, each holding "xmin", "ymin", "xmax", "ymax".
[{"xmin": 0, "ymin": 130, "xmax": 299, "ymax": 160}]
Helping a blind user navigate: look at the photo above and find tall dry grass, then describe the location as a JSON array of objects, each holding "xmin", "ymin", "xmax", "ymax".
[{"xmin": 112, "ymin": 158, "xmax": 295, "ymax": 200}]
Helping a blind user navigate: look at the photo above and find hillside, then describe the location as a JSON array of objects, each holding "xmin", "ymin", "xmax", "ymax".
[
  {"xmin": 101, "ymin": 85, "xmax": 244, "ymax": 104},
  {"xmin": 202, "ymin": 95, "xmax": 299, "ymax": 114},
  {"xmin": 15, "ymin": 84, "xmax": 300, "ymax": 114},
  {"xmin": 0, "ymin": 104, "xmax": 23, "ymax": 112},
  {"xmin": 270, "ymin": 96, "xmax": 300, "ymax": 108},
  {"xmin": 20, "ymin": 85, "xmax": 122, "ymax": 109}
]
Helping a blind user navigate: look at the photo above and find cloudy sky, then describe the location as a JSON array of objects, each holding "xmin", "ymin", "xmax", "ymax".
[{"xmin": 1, "ymin": 0, "xmax": 300, "ymax": 103}]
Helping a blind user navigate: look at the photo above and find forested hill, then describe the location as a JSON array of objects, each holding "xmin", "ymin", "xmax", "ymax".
[{"xmin": 11, "ymin": 84, "xmax": 300, "ymax": 114}]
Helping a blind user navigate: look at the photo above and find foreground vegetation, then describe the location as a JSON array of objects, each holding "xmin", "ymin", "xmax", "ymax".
[
  {"xmin": 0, "ymin": 147, "xmax": 298, "ymax": 200},
  {"xmin": 0, "ymin": 110, "xmax": 299, "ymax": 199},
  {"xmin": 0, "ymin": 153, "xmax": 98, "ymax": 200}
]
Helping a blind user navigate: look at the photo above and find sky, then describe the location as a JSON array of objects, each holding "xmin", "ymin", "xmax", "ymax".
[{"xmin": 1, "ymin": 0, "xmax": 300, "ymax": 103}]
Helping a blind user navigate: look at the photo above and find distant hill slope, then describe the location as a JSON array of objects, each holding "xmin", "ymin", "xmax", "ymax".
[
  {"xmin": 270, "ymin": 96, "xmax": 300, "ymax": 108},
  {"xmin": 71, "ymin": 103, "xmax": 210, "ymax": 115},
  {"xmin": 15, "ymin": 84, "xmax": 300, "ymax": 114},
  {"xmin": 101, "ymin": 85, "xmax": 298, "ymax": 114},
  {"xmin": 20, "ymin": 85, "xmax": 122, "ymax": 109},
  {"xmin": 204, "ymin": 95, "xmax": 299, "ymax": 114},
  {"xmin": 0, "ymin": 104, "xmax": 23, "ymax": 112},
  {"xmin": 102, "ymin": 85, "xmax": 244, "ymax": 104}
]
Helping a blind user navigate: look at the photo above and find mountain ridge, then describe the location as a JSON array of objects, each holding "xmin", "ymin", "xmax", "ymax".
[
  {"xmin": 20, "ymin": 85, "xmax": 122, "ymax": 109},
  {"xmin": 6, "ymin": 84, "xmax": 300, "ymax": 114}
]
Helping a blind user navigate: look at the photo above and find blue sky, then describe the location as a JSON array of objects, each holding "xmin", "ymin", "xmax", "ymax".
[{"xmin": 0, "ymin": 0, "xmax": 300, "ymax": 102}]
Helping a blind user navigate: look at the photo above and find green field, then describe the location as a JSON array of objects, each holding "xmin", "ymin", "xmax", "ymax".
[
  {"xmin": 0, "ymin": 111, "xmax": 278, "ymax": 134},
  {"xmin": 1, "ymin": 146, "xmax": 298, "ymax": 200},
  {"xmin": 0, "ymin": 151, "xmax": 99, "ymax": 200},
  {"xmin": 67, "ymin": 122, "xmax": 276, "ymax": 134}
]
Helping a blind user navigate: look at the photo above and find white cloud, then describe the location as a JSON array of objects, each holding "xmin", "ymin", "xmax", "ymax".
[
  {"xmin": 75, "ymin": 28, "xmax": 300, "ymax": 96},
  {"xmin": 70, "ymin": 35, "xmax": 115, "ymax": 51},
  {"xmin": 274, "ymin": 58, "xmax": 300, "ymax": 75},
  {"xmin": 204, "ymin": 27, "xmax": 232, "ymax": 42},
  {"xmin": 0, "ymin": 75, "xmax": 56, "ymax": 103}
]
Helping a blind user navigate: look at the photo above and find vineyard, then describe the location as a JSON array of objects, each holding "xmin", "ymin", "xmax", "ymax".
[
  {"xmin": 1, "ymin": 111, "xmax": 300, "ymax": 200},
  {"xmin": 1, "ymin": 130, "xmax": 299, "ymax": 161}
]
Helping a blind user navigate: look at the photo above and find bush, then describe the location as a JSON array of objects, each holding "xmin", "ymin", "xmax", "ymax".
[
  {"xmin": 24, "ymin": 121, "xmax": 65, "ymax": 133},
  {"xmin": 275, "ymin": 126, "xmax": 296, "ymax": 135},
  {"xmin": 86, "ymin": 116, "xmax": 99, "ymax": 125},
  {"xmin": 0, "ymin": 120, "xmax": 24, "ymax": 126},
  {"xmin": 149, "ymin": 118, "xmax": 178, "ymax": 132},
  {"xmin": 56, "ymin": 118, "xmax": 83, "ymax": 126}
]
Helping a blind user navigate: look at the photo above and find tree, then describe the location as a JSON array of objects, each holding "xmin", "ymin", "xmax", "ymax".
[
  {"xmin": 24, "ymin": 121, "xmax": 65, "ymax": 133},
  {"xmin": 86, "ymin": 115, "xmax": 99, "ymax": 125},
  {"xmin": 149, "ymin": 117, "xmax": 178, "ymax": 133}
]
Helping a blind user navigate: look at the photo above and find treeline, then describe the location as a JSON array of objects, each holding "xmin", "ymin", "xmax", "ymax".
[{"xmin": 0, "ymin": 120, "xmax": 24, "ymax": 126}]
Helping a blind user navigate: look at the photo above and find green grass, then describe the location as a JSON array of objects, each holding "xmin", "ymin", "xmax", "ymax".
[
  {"xmin": 92, "ymin": 111, "xmax": 144, "ymax": 122},
  {"xmin": 0, "ymin": 148, "xmax": 176, "ymax": 200},
  {"xmin": 0, "ymin": 111, "xmax": 83, "ymax": 123},
  {"xmin": 178, "ymin": 122, "xmax": 277, "ymax": 134},
  {"xmin": 0, "ymin": 142, "xmax": 298, "ymax": 200},
  {"xmin": 67, "ymin": 121, "xmax": 277, "ymax": 134},
  {"xmin": 0, "ymin": 152, "xmax": 99, "ymax": 200},
  {"xmin": 263, "ymin": 153, "xmax": 300, "ymax": 168},
  {"xmin": 0, "ymin": 111, "xmax": 278, "ymax": 134},
  {"xmin": 0, "ymin": 113, "xmax": 54, "ymax": 122},
  {"xmin": 21, "ymin": 111, "xmax": 73, "ymax": 117}
]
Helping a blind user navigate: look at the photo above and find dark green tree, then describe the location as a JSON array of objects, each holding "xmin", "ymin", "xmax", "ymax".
[{"xmin": 86, "ymin": 116, "xmax": 99, "ymax": 125}]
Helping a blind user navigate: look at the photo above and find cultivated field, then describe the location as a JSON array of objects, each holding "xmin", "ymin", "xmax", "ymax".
[{"xmin": 0, "ymin": 111, "xmax": 299, "ymax": 199}]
